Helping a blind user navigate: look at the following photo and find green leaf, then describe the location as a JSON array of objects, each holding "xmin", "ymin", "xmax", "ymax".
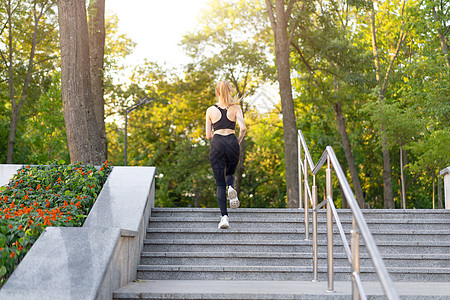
[{"xmin": 0, "ymin": 266, "xmax": 7, "ymax": 277}]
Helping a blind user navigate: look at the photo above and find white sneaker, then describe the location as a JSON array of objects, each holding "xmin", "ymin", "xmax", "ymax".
[
  {"xmin": 228, "ymin": 186, "xmax": 240, "ymax": 209},
  {"xmin": 218, "ymin": 215, "xmax": 229, "ymax": 229}
]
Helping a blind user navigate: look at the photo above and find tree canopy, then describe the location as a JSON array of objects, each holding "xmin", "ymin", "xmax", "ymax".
[{"xmin": 0, "ymin": 0, "xmax": 448, "ymax": 209}]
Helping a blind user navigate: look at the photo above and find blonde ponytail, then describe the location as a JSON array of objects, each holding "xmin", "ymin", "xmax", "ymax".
[{"xmin": 215, "ymin": 81, "xmax": 237, "ymax": 108}]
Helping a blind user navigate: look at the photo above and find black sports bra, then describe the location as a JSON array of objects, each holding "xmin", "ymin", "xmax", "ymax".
[{"xmin": 212, "ymin": 105, "xmax": 236, "ymax": 131}]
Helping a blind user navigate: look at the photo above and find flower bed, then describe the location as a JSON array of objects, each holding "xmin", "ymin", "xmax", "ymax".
[{"xmin": 0, "ymin": 161, "xmax": 111, "ymax": 287}]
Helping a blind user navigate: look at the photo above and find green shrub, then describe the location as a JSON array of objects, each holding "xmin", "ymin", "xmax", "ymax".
[{"xmin": 0, "ymin": 161, "xmax": 111, "ymax": 287}]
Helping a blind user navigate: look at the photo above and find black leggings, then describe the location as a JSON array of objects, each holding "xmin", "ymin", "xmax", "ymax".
[{"xmin": 209, "ymin": 134, "xmax": 240, "ymax": 216}]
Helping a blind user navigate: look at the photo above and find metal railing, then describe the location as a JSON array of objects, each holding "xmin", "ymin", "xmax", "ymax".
[{"xmin": 297, "ymin": 130, "xmax": 399, "ymax": 300}]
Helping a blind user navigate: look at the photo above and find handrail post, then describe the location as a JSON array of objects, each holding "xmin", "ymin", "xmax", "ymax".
[
  {"xmin": 304, "ymin": 156, "xmax": 309, "ymax": 241},
  {"xmin": 312, "ymin": 175, "xmax": 318, "ymax": 282},
  {"xmin": 298, "ymin": 132, "xmax": 303, "ymax": 209},
  {"xmin": 351, "ymin": 217, "xmax": 361, "ymax": 300},
  {"xmin": 326, "ymin": 155, "xmax": 335, "ymax": 293}
]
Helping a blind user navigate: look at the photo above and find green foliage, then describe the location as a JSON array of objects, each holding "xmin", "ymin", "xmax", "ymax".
[
  {"xmin": 0, "ymin": 0, "xmax": 60, "ymax": 164},
  {"xmin": 19, "ymin": 72, "xmax": 69, "ymax": 164},
  {"xmin": 0, "ymin": 0, "xmax": 448, "ymax": 212},
  {"xmin": 0, "ymin": 161, "xmax": 111, "ymax": 287}
]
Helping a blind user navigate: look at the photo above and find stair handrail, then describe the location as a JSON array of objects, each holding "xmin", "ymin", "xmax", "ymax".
[{"xmin": 298, "ymin": 130, "xmax": 399, "ymax": 300}]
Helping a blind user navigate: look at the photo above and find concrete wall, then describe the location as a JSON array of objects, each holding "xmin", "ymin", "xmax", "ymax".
[{"xmin": 0, "ymin": 166, "xmax": 156, "ymax": 300}]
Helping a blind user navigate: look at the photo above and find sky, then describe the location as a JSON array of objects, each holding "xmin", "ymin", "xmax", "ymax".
[
  {"xmin": 105, "ymin": 0, "xmax": 209, "ymax": 68},
  {"xmin": 104, "ymin": 0, "xmax": 278, "ymax": 114}
]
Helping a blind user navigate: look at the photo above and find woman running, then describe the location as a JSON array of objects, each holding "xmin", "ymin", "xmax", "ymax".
[{"xmin": 205, "ymin": 81, "xmax": 246, "ymax": 229}]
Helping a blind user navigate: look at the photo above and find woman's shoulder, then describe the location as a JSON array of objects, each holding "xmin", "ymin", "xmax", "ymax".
[
  {"xmin": 207, "ymin": 105, "xmax": 217, "ymax": 111},
  {"xmin": 229, "ymin": 103, "xmax": 242, "ymax": 112}
]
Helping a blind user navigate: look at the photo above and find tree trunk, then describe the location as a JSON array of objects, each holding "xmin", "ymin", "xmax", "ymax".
[
  {"xmin": 438, "ymin": 173, "xmax": 443, "ymax": 209},
  {"xmin": 265, "ymin": 0, "xmax": 299, "ymax": 208},
  {"xmin": 193, "ymin": 180, "xmax": 200, "ymax": 208},
  {"xmin": 88, "ymin": 0, "xmax": 107, "ymax": 157},
  {"xmin": 6, "ymin": 0, "xmax": 15, "ymax": 163},
  {"xmin": 370, "ymin": 3, "xmax": 396, "ymax": 209},
  {"xmin": 334, "ymin": 102, "xmax": 366, "ymax": 208},
  {"xmin": 381, "ymin": 139, "xmax": 395, "ymax": 208},
  {"xmin": 339, "ymin": 161, "xmax": 348, "ymax": 209},
  {"xmin": 58, "ymin": 0, "xmax": 105, "ymax": 165},
  {"xmin": 400, "ymin": 145, "xmax": 406, "ymax": 209}
]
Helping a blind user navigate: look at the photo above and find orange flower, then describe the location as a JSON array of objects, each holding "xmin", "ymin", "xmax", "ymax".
[
  {"xmin": 18, "ymin": 245, "xmax": 23, "ymax": 251},
  {"xmin": 10, "ymin": 252, "xmax": 15, "ymax": 258},
  {"xmin": 0, "ymin": 247, "xmax": 3, "ymax": 251},
  {"xmin": 18, "ymin": 225, "xmax": 23, "ymax": 230},
  {"xmin": 8, "ymin": 224, "xmax": 13, "ymax": 229},
  {"xmin": 46, "ymin": 184, "xmax": 51, "ymax": 190},
  {"xmin": 36, "ymin": 184, "xmax": 41, "ymax": 190}
]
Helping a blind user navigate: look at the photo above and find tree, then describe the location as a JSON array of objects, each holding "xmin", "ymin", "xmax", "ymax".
[
  {"xmin": 369, "ymin": 102, "xmax": 424, "ymax": 208},
  {"xmin": 181, "ymin": 0, "xmax": 273, "ymax": 199},
  {"xmin": 2, "ymin": 0, "xmax": 57, "ymax": 163},
  {"xmin": 265, "ymin": 0, "xmax": 299, "ymax": 207},
  {"xmin": 88, "ymin": 0, "xmax": 107, "ymax": 156},
  {"xmin": 57, "ymin": 0, "xmax": 105, "ymax": 164},
  {"xmin": 368, "ymin": 0, "xmax": 407, "ymax": 208},
  {"xmin": 289, "ymin": 0, "xmax": 370, "ymax": 208},
  {"xmin": 427, "ymin": 0, "xmax": 450, "ymax": 68}
]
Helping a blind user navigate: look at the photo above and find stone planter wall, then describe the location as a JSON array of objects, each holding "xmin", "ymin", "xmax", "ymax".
[{"xmin": 0, "ymin": 166, "xmax": 156, "ymax": 300}]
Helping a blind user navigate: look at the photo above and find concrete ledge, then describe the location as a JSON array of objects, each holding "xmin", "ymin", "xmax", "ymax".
[
  {"xmin": 0, "ymin": 164, "xmax": 24, "ymax": 186},
  {"xmin": 0, "ymin": 227, "xmax": 121, "ymax": 299},
  {"xmin": 0, "ymin": 166, "xmax": 156, "ymax": 300}
]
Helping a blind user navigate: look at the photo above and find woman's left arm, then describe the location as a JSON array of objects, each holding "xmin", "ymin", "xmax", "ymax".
[
  {"xmin": 205, "ymin": 108, "xmax": 214, "ymax": 140},
  {"xmin": 236, "ymin": 106, "xmax": 246, "ymax": 144}
]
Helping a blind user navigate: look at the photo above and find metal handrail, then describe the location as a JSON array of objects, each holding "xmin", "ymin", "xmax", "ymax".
[{"xmin": 298, "ymin": 130, "xmax": 399, "ymax": 300}]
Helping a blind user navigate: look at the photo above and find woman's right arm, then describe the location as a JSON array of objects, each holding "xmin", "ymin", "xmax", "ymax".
[{"xmin": 236, "ymin": 106, "xmax": 246, "ymax": 144}]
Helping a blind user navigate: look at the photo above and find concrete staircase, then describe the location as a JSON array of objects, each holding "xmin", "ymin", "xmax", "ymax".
[{"xmin": 113, "ymin": 208, "xmax": 450, "ymax": 299}]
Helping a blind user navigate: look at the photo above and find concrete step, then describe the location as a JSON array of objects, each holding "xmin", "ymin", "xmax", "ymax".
[
  {"xmin": 143, "ymin": 238, "xmax": 450, "ymax": 254},
  {"xmin": 139, "ymin": 208, "xmax": 450, "ymax": 284},
  {"xmin": 140, "ymin": 252, "xmax": 450, "ymax": 268},
  {"xmin": 148, "ymin": 216, "xmax": 450, "ymax": 231},
  {"xmin": 145, "ymin": 228, "xmax": 450, "ymax": 242},
  {"xmin": 113, "ymin": 280, "xmax": 450, "ymax": 300},
  {"xmin": 150, "ymin": 208, "xmax": 450, "ymax": 221},
  {"xmin": 115, "ymin": 208, "xmax": 450, "ymax": 299},
  {"xmin": 135, "ymin": 264, "xmax": 450, "ymax": 281}
]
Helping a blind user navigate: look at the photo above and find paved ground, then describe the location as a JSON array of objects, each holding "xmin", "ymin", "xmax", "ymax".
[{"xmin": 114, "ymin": 280, "xmax": 450, "ymax": 299}]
